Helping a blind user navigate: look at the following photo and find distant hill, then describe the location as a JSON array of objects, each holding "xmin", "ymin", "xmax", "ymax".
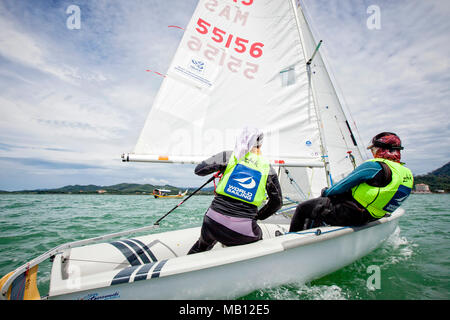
[
  {"xmin": 428, "ymin": 162, "xmax": 450, "ymax": 176},
  {"xmin": 5, "ymin": 183, "xmax": 215, "ymax": 195},
  {"xmin": 414, "ymin": 162, "xmax": 450, "ymax": 192},
  {"xmin": 3, "ymin": 162, "xmax": 448, "ymax": 194}
]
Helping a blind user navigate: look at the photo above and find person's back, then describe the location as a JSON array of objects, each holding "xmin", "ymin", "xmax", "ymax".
[
  {"xmin": 351, "ymin": 158, "xmax": 413, "ymax": 218},
  {"xmin": 188, "ymin": 127, "xmax": 282, "ymax": 254}
]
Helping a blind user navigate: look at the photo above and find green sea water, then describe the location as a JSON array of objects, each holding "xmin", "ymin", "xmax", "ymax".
[{"xmin": 0, "ymin": 193, "xmax": 448, "ymax": 300}]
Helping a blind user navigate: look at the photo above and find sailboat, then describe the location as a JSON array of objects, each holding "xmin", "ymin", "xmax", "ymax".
[
  {"xmin": 0, "ymin": 0, "xmax": 405, "ymax": 300},
  {"xmin": 152, "ymin": 188, "xmax": 188, "ymax": 199}
]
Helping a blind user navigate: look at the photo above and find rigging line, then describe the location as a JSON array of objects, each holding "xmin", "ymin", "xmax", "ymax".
[
  {"xmin": 64, "ymin": 258, "xmax": 130, "ymax": 266},
  {"xmin": 277, "ymin": 205, "xmax": 298, "ymax": 214},
  {"xmin": 284, "ymin": 196, "xmax": 299, "ymax": 204},
  {"xmin": 335, "ymin": 115, "xmax": 350, "ymax": 150},
  {"xmin": 308, "ymin": 167, "xmax": 314, "ymax": 198},
  {"xmin": 284, "ymin": 168, "xmax": 307, "ymax": 200},
  {"xmin": 348, "ymin": 151, "xmax": 357, "ymax": 170},
  {"xmin": 306, "ymin": 57, "xmax": 331, "ymax": 186},
  {"xmin": 334, "ymin": 115, "xmax": 356, "ymax": 169}
]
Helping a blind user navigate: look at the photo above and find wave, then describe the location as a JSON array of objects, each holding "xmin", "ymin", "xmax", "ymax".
[
  {"xmin": 380, "ymin": 226, "xmax": 417, "ymax": 266},
  {"xmin": 242, "ymin": 281, "xmax": 349, "ymax": 300}
]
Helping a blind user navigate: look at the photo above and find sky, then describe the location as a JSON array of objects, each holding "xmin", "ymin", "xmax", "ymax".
[{"xmin": 0, "ymin": 0, "xmax": 448, "ymax": 191}]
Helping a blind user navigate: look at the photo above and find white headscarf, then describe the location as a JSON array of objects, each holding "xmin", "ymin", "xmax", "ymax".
[{"xmin": 234, "ymin": 127, "xmax": 264, "ymax": 160}]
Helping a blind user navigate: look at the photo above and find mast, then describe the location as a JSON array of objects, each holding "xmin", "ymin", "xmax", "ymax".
[
  {"xmin": 301, "ymin": 0, "xmax": 364, "ymax": 162},
  {"xmin": 290, "ymin": 0, "xmax": 332, "ymax": 187},
  {"xmin": 292, "ymin": 0, "xmax": 365, "ymax": 183}
]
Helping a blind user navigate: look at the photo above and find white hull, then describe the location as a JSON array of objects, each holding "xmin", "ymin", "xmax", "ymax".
[{"xmin": 47, "ymin": 209, "xmax": 404, "ymax": 300}]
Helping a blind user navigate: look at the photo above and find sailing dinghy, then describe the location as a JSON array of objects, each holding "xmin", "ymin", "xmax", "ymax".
[{"xmin": 1, "ymin": 0, "xmax": 406, "ymax": 300}]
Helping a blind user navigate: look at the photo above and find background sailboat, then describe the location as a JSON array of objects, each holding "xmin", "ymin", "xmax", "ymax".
[{"xmin": 152, "ymin": 188, "xmax": 188, "ymax": 199}]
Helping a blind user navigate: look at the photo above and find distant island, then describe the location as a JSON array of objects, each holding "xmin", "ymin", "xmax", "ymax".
[
  {"xmin": 1, "ymin": 162, "xmax": 448, "ymax": 195},
  {"xmin": 413, "ymin": 161, "xmax": 450, "ymax": 193},
  {"xmin": 0, "ymin": 183, "xmax": 215, "ymax": 195}
]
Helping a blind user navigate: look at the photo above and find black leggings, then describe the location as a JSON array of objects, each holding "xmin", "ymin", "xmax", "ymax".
[
  {"xmin": 188, "ymin": 215, "xmax": 262, "ymax": 254},
  {"xmin": 289, "ymin": 196, "xmax": 375, "ymax": 232}
]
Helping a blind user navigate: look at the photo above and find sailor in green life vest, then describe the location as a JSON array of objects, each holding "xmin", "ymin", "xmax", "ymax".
[
  {"xmin": 289, "ymin": 132, "xmax": 413, "ymax": 232},
  {"xmin": 188, "ymin": 127, "xmax": 283, "ymax": 254}
]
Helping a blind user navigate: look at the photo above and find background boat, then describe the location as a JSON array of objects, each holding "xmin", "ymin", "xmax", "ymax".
[{"xmin": 153, "ymin": 189, "xmax": 188, "ymax": 199}]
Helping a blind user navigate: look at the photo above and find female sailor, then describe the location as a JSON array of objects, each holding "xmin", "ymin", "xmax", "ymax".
[{"xmin": 188, "ymin": 127, "xmax": 283, "ymax": 254}]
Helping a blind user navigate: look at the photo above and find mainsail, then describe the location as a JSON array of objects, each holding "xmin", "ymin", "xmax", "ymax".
[{"xmin": 124, "ymin": 0, "xmax": 364, "ymax": 200}]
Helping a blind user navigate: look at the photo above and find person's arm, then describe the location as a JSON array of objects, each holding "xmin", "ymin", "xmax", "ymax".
[
  {"xmin": 323, "ymin": 161, "xmax": 384, "ymax": 197},
  {"xmin": 194, "ymin": 151, "xmax": 232, "ymax": 176},
  {"xmin": 256, "ymin": 167, "xmax": 283, "ymax": 220}
]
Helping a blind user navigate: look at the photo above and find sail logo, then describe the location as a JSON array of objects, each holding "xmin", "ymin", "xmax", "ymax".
[
  {"xmin": 190, "ymin": 59, "xmax": 205, "ymax": 73},
  {"xmin": 225, "ymin": 164, "xmax": 261, "ymax": 202}
]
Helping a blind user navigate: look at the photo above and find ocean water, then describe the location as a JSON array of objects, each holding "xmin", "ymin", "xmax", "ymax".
[{"xmin": 0, "ymin": 193, "xmax": 448, "ymax": 300}]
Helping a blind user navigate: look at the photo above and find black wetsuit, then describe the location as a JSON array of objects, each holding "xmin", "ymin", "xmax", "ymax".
[{"xmin": 289, "ymin": 161, "xmax": 392, "ymax": 232}]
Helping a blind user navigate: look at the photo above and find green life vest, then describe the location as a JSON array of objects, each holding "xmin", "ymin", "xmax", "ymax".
[
  {"xmin": 351, "ymin": 158, "xmax": 414, "ymax": 218},
  {"xmin": 215, "ymin": 152, "xmax": 270, "ymax": 207}
]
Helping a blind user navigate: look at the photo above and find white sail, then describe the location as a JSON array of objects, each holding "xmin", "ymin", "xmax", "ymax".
[
  {"xmin": 127, "ymin": 0, "xmax": 364, "ymax": 199},
  {"xmin": 295, "ymin": 1, "xmax": 365, "ymax": 182}
]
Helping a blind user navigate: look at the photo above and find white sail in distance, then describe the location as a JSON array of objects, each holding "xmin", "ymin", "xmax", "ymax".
[{"xmin": 126, "ymin": 0, "xmax": 364, "ymax": 199}]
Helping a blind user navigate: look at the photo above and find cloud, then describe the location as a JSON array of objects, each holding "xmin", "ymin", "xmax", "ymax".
[
  {"xmin": 0, "ymin": 9, "xmax": 97, "ymax": 84},
  {"xmin": 0, "ymin": 157, "xmax": 103, "ymax": 170},
  {"xmin": 0, "ymin": 142, "xmax": 72, "ymax": 153}
]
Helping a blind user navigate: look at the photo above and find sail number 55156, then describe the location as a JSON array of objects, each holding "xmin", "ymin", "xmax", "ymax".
[{"xmin": 196, "ymin": 18, "xmax": 264, "ymax": 58}]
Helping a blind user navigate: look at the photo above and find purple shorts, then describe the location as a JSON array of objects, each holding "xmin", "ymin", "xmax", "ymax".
[{"xmin": 206, "ymin": 208, "xmax": 257, "ymax": 237}]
